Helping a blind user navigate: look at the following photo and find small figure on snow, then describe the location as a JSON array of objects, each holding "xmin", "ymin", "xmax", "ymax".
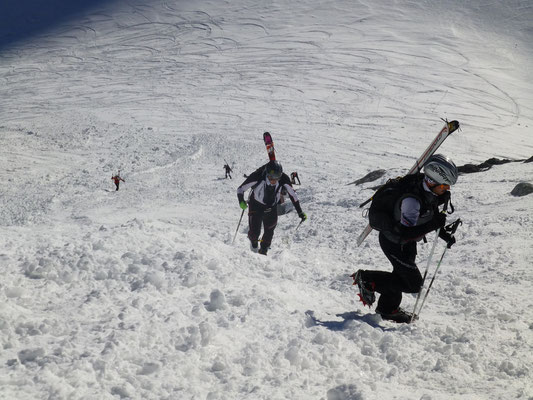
[
  {"xmin": 111, "ymin": 172, "xmax": 125, "ymax": 191},
  {"xmin": 237, "ymin": 160, "xmax": 307, "ymax": 255},
  {"xmin": 290, "ymin": 171, "xmax": 301, "ymax": 185},
  {"xmin": 224, "ymin": 163, "xmax": 233, "ymax": 179},
  {"xmin": 352, "ymin": 154, "xmax": 459, "ymax": 323}
]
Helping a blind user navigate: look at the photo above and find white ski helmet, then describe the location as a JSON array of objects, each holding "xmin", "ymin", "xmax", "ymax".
[{"xmin": 423, "ymin": 154, "xmax": 458, "ymax": 185}]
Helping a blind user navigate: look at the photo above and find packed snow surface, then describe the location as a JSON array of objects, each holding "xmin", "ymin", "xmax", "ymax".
[{"xmin": 1, "ymin": 0, "xmax": 532, "ymax": 399}]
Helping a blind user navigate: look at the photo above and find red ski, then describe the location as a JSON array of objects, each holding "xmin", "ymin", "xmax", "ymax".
[{"xmin": 263, "ymin": 132, "xmax": 276, "ymax": 161}]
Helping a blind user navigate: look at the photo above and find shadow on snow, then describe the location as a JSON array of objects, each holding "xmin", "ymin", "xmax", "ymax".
[
  {"xmin": 306, "ymin": 310, "xmax": 394, "ymax": 332},
  {"xmin": 0, "ymin": 0, "xmax": 129, "ymax": 51}
]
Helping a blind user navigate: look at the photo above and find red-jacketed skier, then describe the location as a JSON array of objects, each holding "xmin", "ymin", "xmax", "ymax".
[
  {"xmin": 111, "ymin": 173, "xmax": 125, "ymax": 191},
  {"xmin": 352, "ymin": 154, "xmax": 459, "ymax": 323},
  {"xmin": 237, "ymin": 160, "xmax": 306, "ymax": 255},
  {"xmin": 290, "ymin": 171, "xmax": 301, "ymax": 185}
]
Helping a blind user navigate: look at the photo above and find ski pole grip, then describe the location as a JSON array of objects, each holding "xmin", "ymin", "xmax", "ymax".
[{"xmin": 446, "ymin": 218, "xmax": 462, "ymax": 234}]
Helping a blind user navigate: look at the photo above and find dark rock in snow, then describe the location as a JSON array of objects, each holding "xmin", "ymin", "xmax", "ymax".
[
  {"xmin": 458, "ymin": 163, "xmax": 491, "ymax": 173},
  {"xmin": 458, "ymin": 157, "xmax": 527, "ymax": 174},
  {"xmin": 347, "ymin": 169, "xmax": 386, "ymax": 185},
  {"xmin": 511, "ymin": 182, "xmax": 533, "ymax": 197}
]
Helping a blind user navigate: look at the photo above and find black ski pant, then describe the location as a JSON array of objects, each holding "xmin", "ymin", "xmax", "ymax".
[
  {"xmin": 247, "ymin": 202, "xmax": 278, "ymax": 250},
  {"xmin": 363, "ymin": 233, "xmax": 423, "ymax": 313}
]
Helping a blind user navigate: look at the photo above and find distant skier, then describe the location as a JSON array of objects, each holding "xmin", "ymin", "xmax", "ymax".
[
  {"xmin": 237, "ymin": 160, "xmax": 307, "ymax": 255},
  {"xmin": 290, "ymin": 171, "xmax": 301, "ymax": 185},
  {"xmin": 224, "ymin": 164, "xmax": 233, "ymax": 179},
  {"xmin": 111, "ymin": 172, "xmax": 125, "ymax": 191},
  {"xmin": 352, "ymin": 155, "xmax": 459, "ymax": 323}
]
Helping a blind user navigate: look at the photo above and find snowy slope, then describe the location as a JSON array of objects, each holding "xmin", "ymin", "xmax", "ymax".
[{"xmin": 1, "ymin": 0, "xmax": 532, "ymax": 399}]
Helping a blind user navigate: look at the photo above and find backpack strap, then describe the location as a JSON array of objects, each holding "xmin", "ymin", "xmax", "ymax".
[{"xmin": 250, "ymin": 167, "xmax": 267, "ymax": 192}]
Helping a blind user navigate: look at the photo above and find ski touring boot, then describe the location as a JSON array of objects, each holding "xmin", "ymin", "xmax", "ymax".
[
  {"xmin": 376, "ymin": 308, "xmax": 418, "ymax": 324},
  {"xmin": 351, "ymin": 270, "xmax": 375, "ymax": 307},
  {"xmin": 250, "ymin": 240, "xmax": 259, "ymax": 253},
  {"xmin": 258, "ymin": 245, "xmax": 268, "ymax": 256}
]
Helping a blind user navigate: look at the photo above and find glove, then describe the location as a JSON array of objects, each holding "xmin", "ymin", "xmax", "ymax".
[
  {"xmin": 239, "ymin": 201, "xmax": 248, "ymax": 211},
  {"xmin": 397, "ymin": 212, "xmax": 446, "ymax": 240},
  {"xmin": 298, "ymin": 212, "xmax": 307, "ymax": 222},
  {"xmin": 439, "ymin": 230, "xmax": 456, "ymax": 248},
  {"xmin": 433, "ymin": 213, "xmax": 447, "ymax": 228}
]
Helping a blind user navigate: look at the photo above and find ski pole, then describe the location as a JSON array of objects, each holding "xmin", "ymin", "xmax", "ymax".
[
  {"xmin": 294, "ymin": 212, "xmax": 309, "ymax": 232},
  {"xmin": 411, "ymin": 228, "xmax": 440, "ymax": 323},
  {"xmin": 232, "ymin": 209, "xmax": 245, "ymax": 244},
  {"xmin": 415, "ymin": 247, "xmax": 448, "ymax": 318},
  {"xmin": 413, "ymin": 218, "xmax": 462, "ymax": 320}
]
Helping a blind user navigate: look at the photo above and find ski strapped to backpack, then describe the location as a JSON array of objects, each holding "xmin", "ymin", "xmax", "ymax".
[
  {"xmin": 241, "ymin": 133, "xmax": 278, "ymax": 201},
  {"xmin": 263, "ymin": 132, "xmax": 276, "ymax": 161},
  {"xmin": 356, "ymin": 119, "xmax": 460, "ymax": 246}
]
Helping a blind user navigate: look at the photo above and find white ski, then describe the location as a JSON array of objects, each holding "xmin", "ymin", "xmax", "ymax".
[{"xmin": 356, "ymin": 120, "xmax": 459, "ymax": 247}]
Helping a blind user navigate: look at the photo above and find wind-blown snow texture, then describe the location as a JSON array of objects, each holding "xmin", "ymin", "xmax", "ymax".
[{"xmin": 1, "ymin": 1, "xmax": 532, "ymax": 399}]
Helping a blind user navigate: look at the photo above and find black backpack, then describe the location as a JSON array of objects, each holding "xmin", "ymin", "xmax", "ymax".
[{"xmin": 368, "ymin": 174, "xmax": 424, "ymax": 232}]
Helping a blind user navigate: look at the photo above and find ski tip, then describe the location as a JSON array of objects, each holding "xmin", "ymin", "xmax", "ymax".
[
  {"xmin": 263, "ymin": 132, "xmax": 273, "ymax": 146},
  {"xmin": 447, "ymin": 120, "xmax": 460, "ymax": 134}
]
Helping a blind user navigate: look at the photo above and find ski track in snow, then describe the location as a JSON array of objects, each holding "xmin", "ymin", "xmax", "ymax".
[{"xmin": 1, "ymin": 0, "xmax": 532, "ymax": 399}]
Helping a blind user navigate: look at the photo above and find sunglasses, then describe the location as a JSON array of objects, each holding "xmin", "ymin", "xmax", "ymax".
[
  {"xmin": 430, "ymin": 182, "xmax": 450, "ymax": 191},
  {"xmin": 425, "ymin": 177, "xmax": 450, "ymax": 192}
]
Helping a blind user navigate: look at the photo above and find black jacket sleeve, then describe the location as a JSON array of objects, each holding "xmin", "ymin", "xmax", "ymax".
[
  {"xmin": 237, "ymin": 165, "xmax": 266, "ymax": 203},
  {"xmin": 396, "ymin": 213, "xmax": 446, "ymax": 241},
  {"xmin": 293, "ymin": 201, "xmax": 303, "ymax": 215}
]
